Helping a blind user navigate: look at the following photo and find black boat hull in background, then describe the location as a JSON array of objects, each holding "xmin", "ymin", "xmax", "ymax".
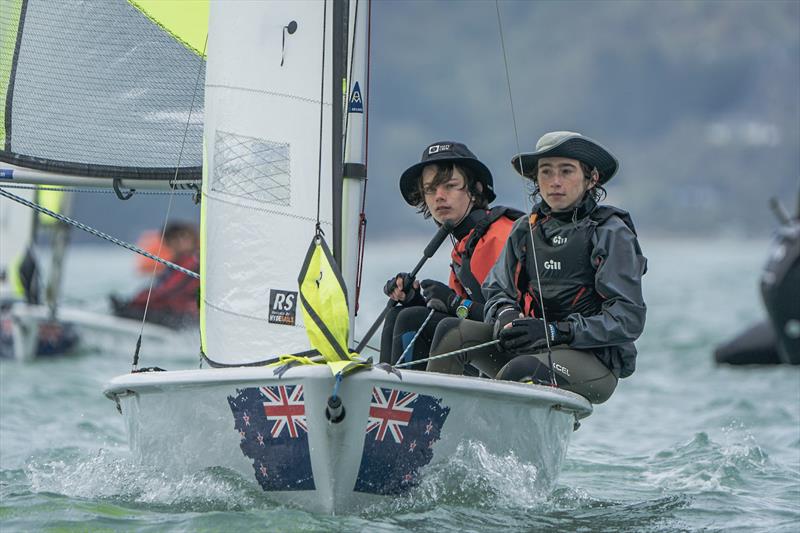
[
  {"xmin": 715, "ymin": 218, "xmax": 799, "ymax": 366},
  {"xmin": 760, "ymin": 222, "xmax": 800, "ymax": 364}
]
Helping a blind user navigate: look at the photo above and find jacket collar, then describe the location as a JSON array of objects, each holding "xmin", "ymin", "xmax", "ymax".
[
  {"xmin": 537, "ymin": 195, "xmax": 597, "ymax": 222},
  {"xmin": 451, "ymin": 207, "xmax": 489, "ymax": 241}
]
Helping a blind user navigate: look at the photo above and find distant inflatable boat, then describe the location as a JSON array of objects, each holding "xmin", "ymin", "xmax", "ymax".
[{"xmin": 714, "ymin": 198, "xmax": 799, "ymax": 365}]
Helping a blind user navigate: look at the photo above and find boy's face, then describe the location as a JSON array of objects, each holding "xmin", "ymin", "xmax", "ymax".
[
  {"xmin": 536, "ymin": 157, "xmax": 596, "ymax": 212},
  {"xmin": 421, "ymin": 165, "xmax": 473, "ymax": 225}
]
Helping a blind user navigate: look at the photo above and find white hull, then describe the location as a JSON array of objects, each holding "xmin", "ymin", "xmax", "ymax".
[
  {"xmin": 104, "ymin": 365, "xmax": 591, "ymax": 514},
  {"xmin": 1, "ymin": 302, "xmax": 194, "ymax": 361}
]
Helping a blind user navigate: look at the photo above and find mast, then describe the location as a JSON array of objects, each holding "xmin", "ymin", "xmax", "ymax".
[
  {"xmin": 341, "ymin": 0, "xmax": 370, "ymax": 345},
  {"xmin": 331, "ymin": 0, "xmax": 349, "ymax": 264}
]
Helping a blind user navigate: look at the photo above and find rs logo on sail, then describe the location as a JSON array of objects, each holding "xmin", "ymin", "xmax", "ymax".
[{"xmin": 269, "ymin": 289, "xmax": 298, "ymax": 326}]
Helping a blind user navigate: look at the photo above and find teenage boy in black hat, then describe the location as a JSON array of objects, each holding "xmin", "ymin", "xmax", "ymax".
[
  {"xmin": 379, "ymin": 141, "xmax": 523, "ymax": 370},
  {"xmin": 426, "ymin": 132, "xmax": 647, "ymax": 404}
]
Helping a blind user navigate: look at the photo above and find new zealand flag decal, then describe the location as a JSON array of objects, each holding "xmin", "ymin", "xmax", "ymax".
[
  {"xmin": 354, "ymin": 387, "xmax": 450, "ymax": 495},
  {"xmin": 228, "ymin": 385, "xmax": 315, "ymax": 491}
]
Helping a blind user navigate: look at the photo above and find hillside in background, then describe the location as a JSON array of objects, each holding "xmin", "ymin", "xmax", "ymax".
[{"xmin": 66, "ymin": 0, "xmax": 798, "ymax": 244}]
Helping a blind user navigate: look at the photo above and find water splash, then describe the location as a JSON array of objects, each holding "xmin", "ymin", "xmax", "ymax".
[{"xmin": 24, "ymin": 448, "xmax": 264, "ymax": 512}]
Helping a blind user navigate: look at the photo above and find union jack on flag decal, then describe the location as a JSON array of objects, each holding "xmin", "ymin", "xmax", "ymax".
[
  {"xmin": 228, "ymin": 384, "xmax": 315, "ymax": 491},
  {"xmin": 354, "ymin": 386, "xmax": 450, "ymax": 495},
  {"xmin": 366, "ymin": 387, "xmax": 417, "ymax": 443},
  {"xmin": 262, "ymin": 385, "xmax": 308, "ymax": 438}
]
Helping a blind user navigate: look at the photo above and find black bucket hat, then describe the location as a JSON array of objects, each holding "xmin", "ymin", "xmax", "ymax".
[
  {"xmin": 399, "ymin": 141, "xmax": 496, "ymax": 205},
  {"xmin": 511, "ymin": 131, "xmax": 619, "ymax": 184}
]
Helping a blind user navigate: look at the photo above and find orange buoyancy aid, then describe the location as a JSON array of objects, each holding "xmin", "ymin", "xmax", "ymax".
[{"xmin": 449, "ymin": 207, "xmax": 522, "ymax": 302}]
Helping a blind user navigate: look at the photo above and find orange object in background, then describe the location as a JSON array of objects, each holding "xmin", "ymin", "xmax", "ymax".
[{"xmin": 135, "ymin": 230, "xmax": 174, "ymax": 275}]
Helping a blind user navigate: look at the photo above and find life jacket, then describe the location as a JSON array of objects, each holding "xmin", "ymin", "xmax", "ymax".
[
  {"xmin": 450, "ymin": 206, "xmax": 524, "ymax": 302},
  {"xmin": 514, "ymin": 205, "xmax": 636, "ymax": 319},
  {"xmin": 131, "ymin": 253, "xmax": 200, "ymax": 315}
]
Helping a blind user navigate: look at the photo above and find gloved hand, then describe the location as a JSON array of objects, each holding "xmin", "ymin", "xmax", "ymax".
[
  {"xmin": 383, "ymin": 272, "xmax": 422, "ymax": 306},
  {"xmin": 497, "ymin": 318, "xmax": 572, "ymax": 353},
  {"xmin": 492, "ymin": 306, "xmax": 522, "ymax": 339},
  {"xmin": 419, "ymin": 279, "xmax": 460, "ymax": 315}
]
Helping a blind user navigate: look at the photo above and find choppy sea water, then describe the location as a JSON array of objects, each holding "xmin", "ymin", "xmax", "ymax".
[{"xmin": 1, "ymin": 237, "xmax": 798, "ymax": 532}]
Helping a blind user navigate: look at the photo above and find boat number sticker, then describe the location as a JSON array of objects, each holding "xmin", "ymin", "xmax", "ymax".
[{"xmin": 268, "ymin": 289, "xmax": 297, "ymax": 326}]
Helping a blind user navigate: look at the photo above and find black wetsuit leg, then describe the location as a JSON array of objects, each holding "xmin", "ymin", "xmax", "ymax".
[
  {"xmin": 380, "ymin": 306, "xmax": 404, "ymax": 364},
  {"xmin": 390, "ymin": 307, "xmax": 448, "ymax": 369},
  {"xmin": 495, "ymin": 348, "xmax": 618, "ymax": 404},
  {"xmin": 426, "ymin": 318, "xmax": 510, "ymax": 377}
]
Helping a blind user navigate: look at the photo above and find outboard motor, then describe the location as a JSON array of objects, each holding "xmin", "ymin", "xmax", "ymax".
[{"xmin": 760, "ymin": 198, "xmax": 800, "ymax": 364}]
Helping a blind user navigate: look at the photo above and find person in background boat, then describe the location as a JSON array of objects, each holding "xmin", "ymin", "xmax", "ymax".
[
  {"xmin": 110, "ymin": 221, "xmax": 200, "ymax": 329},
  {"xmin": 380, "ymin": 141, "xmax": 523, "ymax": 371},
  {"xmin": 134, "ymin": 229, "xmax": 174, "ymax": 276},
  {"xmin": 426, "ymin": 132, "xmax": 647, "ymax": 404}
]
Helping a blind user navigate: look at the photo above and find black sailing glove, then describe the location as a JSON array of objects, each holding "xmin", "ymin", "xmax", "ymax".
[
  {"xmin": 383, "ymin": 272, "xmax": 424, "ymax": 307},
  {"xmin": 498, "ymin": 318, "xmax": 572, "ymax": 353},
  {"xmin": 492, "ymin": 306, "xmax": 522, "ymax": 339},
  {"xmin": 419, "ymin": 279, "xmax": 460, "ymax": 315}
]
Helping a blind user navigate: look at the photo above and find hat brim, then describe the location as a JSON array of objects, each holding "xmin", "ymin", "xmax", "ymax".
[
  {"xmin": 400, "ymin": 158, "xmax": 496, "ymax": 205},
  {"xmin": 511, "ymin": 137, "xmax": 618, "ymax": 184}
]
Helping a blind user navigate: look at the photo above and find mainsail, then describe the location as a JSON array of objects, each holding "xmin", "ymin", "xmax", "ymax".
[
  {"xmin": 201, "ymin": 0, "xmax": 368, "ymax": 365},
  {"xmin": 0, "ymin": 0, "xmax": 207, "ymax": 186}
]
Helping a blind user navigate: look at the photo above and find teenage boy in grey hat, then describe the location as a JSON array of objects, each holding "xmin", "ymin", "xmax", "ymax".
[
  {"xmin": 380, "ymin": 141, "xmax": 522, "ymax": 370},
  {"xmin": 426, "ymin": 131, "xmax": 647, "ymax": 404}
]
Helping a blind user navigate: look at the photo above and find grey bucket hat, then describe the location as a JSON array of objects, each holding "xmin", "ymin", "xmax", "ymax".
[
  {"xmin": 400, "ymin": 141, "xmax": 496, "ymax": 205},
  {"xmin": 511, "ymin": 131, "xmax": 619, "ymax": 184}
]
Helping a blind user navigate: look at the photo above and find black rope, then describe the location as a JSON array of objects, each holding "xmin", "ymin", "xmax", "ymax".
[{"xmin": 315, "ymin": 0, "xmax": 328, "ymax": 227}]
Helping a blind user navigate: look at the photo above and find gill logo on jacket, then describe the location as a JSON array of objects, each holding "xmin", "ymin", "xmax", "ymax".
[{"xmin": 544, "ymin": 259, "xmax": 561, "ymax": 270}]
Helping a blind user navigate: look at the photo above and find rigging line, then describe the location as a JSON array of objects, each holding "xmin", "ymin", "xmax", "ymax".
[
  {"xmin": 394, "ymin": 339, "xmax": 500, "ymax": 369},
  {"xmin": 394, "ymin": 308, "xmax": 436, "ymax": 366},
  {"xmin": 133, "ymin": 33, "xmax": 208, "ymax": 369},
  {"xmin": 315, "ymin": 0, "xmax": 329, "ymax": 229},
  {"xmin": 495, "ymin": 1, "xmax": 556, "ymax": 386},
  {"xmin": 0, "ymin": 187, "xmax": 199, "ymax": 279},
  {"xmin": 0, "ymin": 183, "xmax": 196, "ymax": 195},
  {"xmin": 353, "ymin": 0, "xmax": 373, "ymax": 316}
]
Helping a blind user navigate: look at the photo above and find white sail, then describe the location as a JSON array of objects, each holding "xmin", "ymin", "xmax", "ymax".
[{"xmin": 201, "ymin": 1, "xmax": 338, "ymax": 364}]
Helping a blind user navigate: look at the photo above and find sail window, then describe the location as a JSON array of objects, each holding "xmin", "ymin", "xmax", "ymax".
[{"xmin": 213, "ymin": 131, "xmax": 291, "ymax": 207}]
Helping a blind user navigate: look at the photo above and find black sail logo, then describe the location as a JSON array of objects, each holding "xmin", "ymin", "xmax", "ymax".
[{"xmin": 268, "ymin": 289, "xmax": 298, "ymax": 326}]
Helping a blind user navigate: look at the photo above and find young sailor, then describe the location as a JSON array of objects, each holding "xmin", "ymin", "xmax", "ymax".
[
  {"xmin": 380, "ymin": 141, "xmax": 522, "ymax": 369},
  {"xmin": 110, "ymin": 221, "xmax": 200, "ymax": 329},
  {"xmin": 427, "ymin": 131, "xmax": 647, "ymax": 403}
]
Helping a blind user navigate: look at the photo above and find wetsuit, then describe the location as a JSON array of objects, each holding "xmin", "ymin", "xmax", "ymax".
[
  {"xmin": 427, "ymin": 196, "xmax": 647, "ymax": 403},
  {"xmin": 379, "ymin": 207, "xmax": 521, "ymax": 368}
]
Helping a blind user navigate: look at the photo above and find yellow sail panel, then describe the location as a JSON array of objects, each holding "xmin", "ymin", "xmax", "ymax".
[
  {"xmin": 37, "ymin": 189, "xmax": 64, "ymax": 225},
  {"xmin": 298, "ymin": 235, "xmax": 351, "ymax": 362},
  {"xmin": 128, "ymin": 0, "xmax": 209, "ymax": 57}
]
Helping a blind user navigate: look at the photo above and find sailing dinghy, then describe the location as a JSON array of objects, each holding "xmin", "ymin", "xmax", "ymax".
[
  {"xmin": 101, "ymin": 0, "xmax": 592, "ymax": 514},
  {"xmin": 0, "ymin": 0, "xmax": 207, "ymax": 359}
]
